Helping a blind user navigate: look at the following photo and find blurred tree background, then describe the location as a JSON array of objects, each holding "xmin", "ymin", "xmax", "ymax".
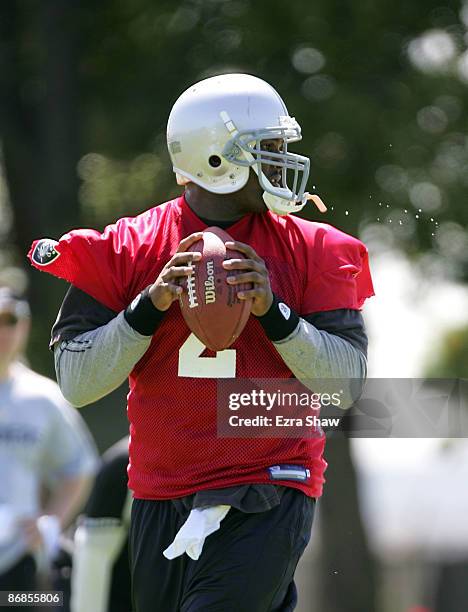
[
  {"xmin": 1, "ymin": 1, "xmax": 468, "ymax": 611},
  {"xmin": 1, "ymin": 0, "xmax": 467, "ymax": 369}
]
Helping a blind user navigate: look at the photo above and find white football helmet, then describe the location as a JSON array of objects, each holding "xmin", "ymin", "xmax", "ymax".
[{"xmin": 166, "ymin": 73, "xmax": 312, "ymax": 215}]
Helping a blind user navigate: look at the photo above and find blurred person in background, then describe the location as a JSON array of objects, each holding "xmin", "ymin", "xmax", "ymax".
[
  {"xmin": 0, "ymin": 287, "xmax": 97, "ymax": 605},
  {"xmin": 71, "ymin": 436, "xmax": 131, "ymax": 612}
]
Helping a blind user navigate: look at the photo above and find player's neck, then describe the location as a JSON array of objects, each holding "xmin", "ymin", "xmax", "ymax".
[{"xmin": 184, "ymin": 183, "xmax": 266, "ymax": 223}]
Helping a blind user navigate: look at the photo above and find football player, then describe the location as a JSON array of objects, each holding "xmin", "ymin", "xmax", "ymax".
[{"xmin": 29, "ymin": 73, "xmax": 374, "ymax": 611}]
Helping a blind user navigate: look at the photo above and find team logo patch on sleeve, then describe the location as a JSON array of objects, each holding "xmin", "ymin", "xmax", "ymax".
[{"xmin": 32, "ymin": 239, "xmax": 61, "ymax": 266}]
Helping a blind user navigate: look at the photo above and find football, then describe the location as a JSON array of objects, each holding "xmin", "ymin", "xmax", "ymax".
[{"xmin": 179, "ymin": 226, "xmax": 252, "ymax": 351}]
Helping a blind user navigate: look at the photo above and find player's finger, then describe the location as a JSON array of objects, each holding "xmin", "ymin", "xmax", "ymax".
[
  {"xmin": 163, "ymin": 266, "xmax": 196, "ymax": 280},
  {"xmin": 237, "ymin": 288, "xmax": 266, "ymax": 300},
  {"xmin": 176, "ymin": 232, "xmax": 204, "ymax": 253},
  {"xmin": 226, "ymin": 272, "xmax": 265, "ymax": 285},
  {"xmin": 169, "ymin": 252, "xmax": 202, "ymax": 266},
  {"xmin": 225, "ymin": 240, "xmax": 262, "ymax": 262},
  {"xmin": 161, "ymin": 282, "xmax": 183, "ymax": 296},
  {"xmin": 222, "ymin": 259, "xmax": 264, "ymax": 273}
]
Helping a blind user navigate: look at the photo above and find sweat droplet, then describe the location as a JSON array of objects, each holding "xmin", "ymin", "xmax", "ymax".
[
  {"xmin": 378, "ymin": 202, "xmax": 382, "ymax": 206},
  {"xmin": 389, "ymin": 219, "xmax": 392, "ymax": 223},
  {"xmin": 404, "ymin": 209, "xmax": 408, "ymax": 213},
  {"xmin": 386, "ymin": 204, "xmax": 390, "ymax": 208},
  {"xmin": 399, "ymin": 220, "xmax": 402, "ymax": 225},
  {"xmin": 418, "ymin": 208, "xmax": 422, "ymax": 212},
  {"xmin": 345, "ymin": 210, "xmax": 349, "ymax": 215},
  {"xmin": 377, "ymin": 217, "xmax": 380, "ymax": 221},
  {"xmin": 415, "ymin": 214, "xmax": 419, "ymax": 219},
  {"xmin": 430, "ymin": 217, "xmax": 434, "ymax": 222},
  {"xmin": 431, "ymin": 233, "xmax": 435, "ymax": 236}
]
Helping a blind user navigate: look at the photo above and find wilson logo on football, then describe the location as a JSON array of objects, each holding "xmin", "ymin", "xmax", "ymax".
[
  {"xmin": 186, "ymin": 273, "xmax": 198, "ymax": 309},
  {"xmin": 204, "ymin": 260, "xmax": 216, "ymax": 305},
  {"xmin": 32, "ymin": 239, "xmax": 61, "ymax": 266}
]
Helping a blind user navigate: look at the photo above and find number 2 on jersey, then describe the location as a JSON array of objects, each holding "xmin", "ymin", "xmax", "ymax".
[{"xmin": 178, "ymin": 333, "xmax": 236, "ymax": 378}]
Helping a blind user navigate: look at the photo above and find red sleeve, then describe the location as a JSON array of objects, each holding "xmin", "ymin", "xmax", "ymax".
[
  {"xmin": 300, "ymin": 223, "xmax": 375, "ymax": 314},
  {"xmin": 28, "ymin": 216, "xmax": 146, "ymax": 312}
]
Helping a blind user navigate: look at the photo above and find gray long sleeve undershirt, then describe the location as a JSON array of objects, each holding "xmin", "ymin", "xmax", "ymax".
[
  {"xmin": 55, "ymin": 313, "xmax": 366, "ymax": 409},
  {"xmin": 55, "ymin": 312, "xmax": 151, "ymax": 407},
  {"xmin": 273, "ymin": 319, "xmax": 367, "ymax": 409}
]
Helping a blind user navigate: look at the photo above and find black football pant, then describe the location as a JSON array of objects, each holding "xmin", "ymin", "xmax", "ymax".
[{"xmin": 129, "ymin": 487, "xmax": 315, "ymax": 612}]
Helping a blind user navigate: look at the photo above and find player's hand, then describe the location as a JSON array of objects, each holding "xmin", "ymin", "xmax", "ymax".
[
  {"xmin": 149, "ymin": 232, "xmax": 203, "ymax": 311},
  {"xmin": 18, "ymin": 517, "xmax": 43, "ymax": 552},
  {"xmin": 223, "ymin": 241, "xmax": 273, "ymax": 317}
]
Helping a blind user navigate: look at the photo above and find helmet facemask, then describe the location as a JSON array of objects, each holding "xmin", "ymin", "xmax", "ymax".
[{"xmin": 221, "ymin": 112, "xmax": 311, "ymax": 215}]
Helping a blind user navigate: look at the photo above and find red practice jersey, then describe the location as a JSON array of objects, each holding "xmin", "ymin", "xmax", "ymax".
[{"xmin": 29, "ymin": 195, "xmax": 374, "ymax": 499}]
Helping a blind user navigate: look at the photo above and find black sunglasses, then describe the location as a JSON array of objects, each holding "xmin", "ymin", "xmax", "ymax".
[{"xmin": 0, "ymin": 313, "xmax": 19, "ymax": 327}]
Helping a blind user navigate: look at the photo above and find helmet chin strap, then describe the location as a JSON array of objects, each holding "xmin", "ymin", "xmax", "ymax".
[
  {"xmin": 262, "ymin": 187, "xmax": 327, "ymax": 216},
  {"xmin": 262, "ymin": 191, "xmax": 303, "ymax": 215}
]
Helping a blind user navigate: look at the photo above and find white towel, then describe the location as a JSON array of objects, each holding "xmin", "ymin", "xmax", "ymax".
[
  {"xmin": 37, "ymin": 515, "xmax": 61, "ymax": 561},
  {"xmin": 163, "ymin": 505, "xmax": 231, "ymax": 561},
  {"xmin": 34, "ymin": 515, "xmax": 61, "ymax": 573}
]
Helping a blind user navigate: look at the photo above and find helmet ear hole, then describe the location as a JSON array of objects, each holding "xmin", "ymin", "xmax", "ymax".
[{"xmin": 208, "ymin": 155, "xmax": 222, "ymax": 168}]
